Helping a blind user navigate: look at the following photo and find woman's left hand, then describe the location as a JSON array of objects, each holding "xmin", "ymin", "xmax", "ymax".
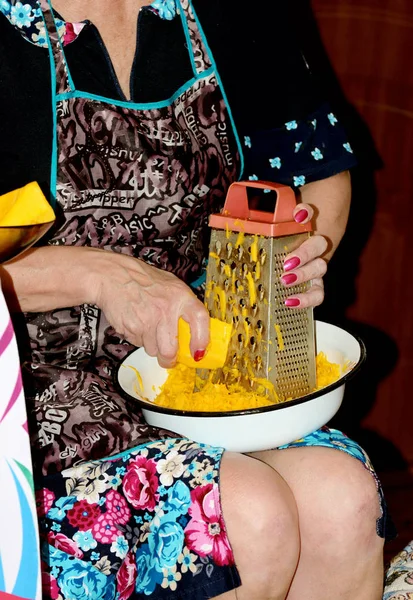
[{"xmin": 281, "ymin": 203, "xmax": 328, "ymax": 309}]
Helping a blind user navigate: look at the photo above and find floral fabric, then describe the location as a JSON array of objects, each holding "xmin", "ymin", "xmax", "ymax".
[
  {"xmin": 37, "ymin": 439, "xmax": 240, "ymax": 600},
  {"xmin": 37, "ymin": 428, "xmax": 394, "ymax": 600},
  {"xmin": 243, "ymin": 103, "xmax": 355, "ymax": 189},
  {"xmin": 384, "ymin": 541, "xmax": 413, "ymax": 600},
  {"xmin": 0, "ymin": 0, "xmax": 175, "ymax": 47},
  {"xmin": 280, "ymin": 426, "xmax": 396, "ymax": 541}
]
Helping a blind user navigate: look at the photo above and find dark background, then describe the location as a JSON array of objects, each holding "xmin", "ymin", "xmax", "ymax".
[{"xmin": 293, "ymin": 0, "xmax": 413, "ymax": 560}]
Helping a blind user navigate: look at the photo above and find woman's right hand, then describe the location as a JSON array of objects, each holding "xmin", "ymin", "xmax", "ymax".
[{"xmin": 91, "ymin": 251, "xmax": 210, "ymax": 368}]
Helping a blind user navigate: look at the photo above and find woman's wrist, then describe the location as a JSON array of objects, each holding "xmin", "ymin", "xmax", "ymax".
[{"xmin": 0, "ymin": 245, "xmax": 105, "ymax": 312}]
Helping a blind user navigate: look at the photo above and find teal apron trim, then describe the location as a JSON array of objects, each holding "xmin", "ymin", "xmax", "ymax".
[
  {"xmin": 184, "ymin": 0, "xmax": 245, "ymax": 179},
  {"xmin": 56, "ymin": 68, "xmax": 215, "ymax": 109},
  {"xmin": 177, "ymin": 0, "xmax": 199, "ymax": 79},
  {"xmin": 41, "ymin": 7, "xmax": 58, "ymax": 208},
  {"xmin": 42, "ymin": 0, "xmax": 244, "ymax": 204},
  {"xmin": 45, "ymin": 0, "xmax": 76, "ymax": 91}
]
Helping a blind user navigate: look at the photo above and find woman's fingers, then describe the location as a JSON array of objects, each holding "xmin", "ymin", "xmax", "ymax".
[
  {"xmin": 282, "ymin": 233, "xmax": 328, "ymax": 309},
  {"xmin": 281, "ymin": 257, "xmax": 327, "ymax": 288},
  {"xmin": 181, "ymin": 302, "xmax": 211, "ymax": 361},
  {"xmin": 284, "ymin": 278, "xmax": 325, "ymax": 309},
  {"xmin": 293, "ymin": 202, "xmax": 314, "ymax": 224},
  {"xmin": 283, "ymin": 235, "xmax": 328, "ymax": 272}
]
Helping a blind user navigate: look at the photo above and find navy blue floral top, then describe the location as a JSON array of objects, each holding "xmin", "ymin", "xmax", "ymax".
[{"xmin": 0, "ymin": 0, "xmax": 356, "ymax": 195}]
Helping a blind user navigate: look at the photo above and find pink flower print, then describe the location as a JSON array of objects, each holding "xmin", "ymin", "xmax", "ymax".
[
  {"xmin": 47, "ymin": 532, "xmax": 83, "ymax": 559},
  {"xmin": 184, "ymin": 483, "xmax": 234, "ymax": 567},
  {"xmin": 41, "ymin": 561, "xmax": 60, "ymax": 599},
  {"xmin": 106, "ymin": 490, "xmax": 131, "ymax": 525},
  {"xmin": 63, "ymin": 21, "xmax": 85, "ymax": 46},
  {"xmin": 92, "ymin": 513, "xmax": 120, "ymax": 544},
  {"xmin": 116, "ymin": 551, "xmax": 137, "ymax": 600},
  {"xmin": 36, "ymin": 488, "xmax": 55, "ymax": 518},
  {"xmin": 122, "ymin": 456, "xmax": 159, "ymax": 512},
  {"xmin": 67, "ymin": 499, "xmax": 101, "ymax": 531}
]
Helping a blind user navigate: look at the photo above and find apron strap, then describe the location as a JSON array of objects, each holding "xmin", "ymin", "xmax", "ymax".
[
  {"xmin": 39, "ymin": 0, "xmax": 72, "ymax": 95},
  {"xmin": 178, "ymin": 0, "xmax": 213, "ymax": 75}
]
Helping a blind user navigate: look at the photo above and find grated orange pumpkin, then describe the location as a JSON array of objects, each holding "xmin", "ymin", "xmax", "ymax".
[{"xmin": 151, "ymin": 352, "xmax": 342, "ymax": 412}]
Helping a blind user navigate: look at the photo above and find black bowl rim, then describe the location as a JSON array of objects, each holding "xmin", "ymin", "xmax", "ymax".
[
  {"xmin": 115, "ymin": 322, "xmax": 367, "ymax": 418},
  {"xmin": 0, "ymin": 220, "xmax": 55, "ymax": 230}
]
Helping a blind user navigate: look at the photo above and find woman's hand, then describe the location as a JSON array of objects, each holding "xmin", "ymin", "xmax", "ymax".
[
  {"xmin": 1, "ymin": 245, "xmax": 209, "ymax": 368},
  {"xmin": 281, "ymin": 203, "xmax": 328, "ymax": 309},
  {"xmin": 92, "ymin": 252, "xmax": 210, "ymax": 368},
  {"xmin": 281, "ymin": 171, "xmax": 352, "ymax": 309}
]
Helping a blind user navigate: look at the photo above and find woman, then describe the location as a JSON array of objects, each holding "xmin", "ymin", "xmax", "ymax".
[{"xmin": 0, "ymin": 0, "xmax": 393, "ymax": 598}]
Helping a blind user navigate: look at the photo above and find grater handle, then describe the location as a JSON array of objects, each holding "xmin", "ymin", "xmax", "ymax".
[
  {"xmin": 223, "ymin": 181, "xmax": 297, "ymax": 224},
  {"xmin": 210, "ymin": 180, "xmax": 312, "ymax": 236}
]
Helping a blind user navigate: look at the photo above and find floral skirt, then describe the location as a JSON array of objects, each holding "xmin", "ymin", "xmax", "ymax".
[{"xmin": 37, "ymin": 428, "xmax": 394, "ymax": 600}]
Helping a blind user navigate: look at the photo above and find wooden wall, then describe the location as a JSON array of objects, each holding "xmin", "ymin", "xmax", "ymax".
[{"xmin": 296, "ymin": 0, "xmax": 413, "ymax": 469}]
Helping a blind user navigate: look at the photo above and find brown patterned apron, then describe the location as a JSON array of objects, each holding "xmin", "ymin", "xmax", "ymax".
[{"xmin": 23, "ymin": 0, "xmax": 242, "ymax": 475}]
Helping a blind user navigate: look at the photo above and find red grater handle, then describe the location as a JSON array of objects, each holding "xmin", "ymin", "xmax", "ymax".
[{"xmin": 209, "ymin": 180, "xmax": 312, "ymax": 237}]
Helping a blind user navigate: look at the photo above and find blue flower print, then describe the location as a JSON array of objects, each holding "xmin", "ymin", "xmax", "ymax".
[
  {"xmin": 151, "ymin": 0, "xmax": 176, "ymax": 20},
  {"xmin": 248, "ymin": 174, "xmax": 258, "ymax": 181},
  {"xmin": 90, "ymin": 552, "xmax": 100, "ymax": 562},
  {"xmin": 51, "ymin": 566, "xmax": 60, "ymax": 579},
  {"xmin": 311, "ymin": 119, "xmax": 317, "ymax": 129},
  {"xmin": 164, "ymin": 480, "xmax": 191, "ymax": 516},
  {"xmin": 135, "ymin": 544, "xmax": 163, "ymax": 595},
  {"xmin": 144, "ymin": 512, "xmax": 153, "ymax": 522},
  {"xmin": 47, "ymin": 496, "xmax": 76, "ymax": 521},
  {"xmin": 51, "ymin": 523, "xmax": 61, "ymax": 532},
  {"xmin": 178, "ymin": 514, "xmax": 189, "ymax": 529},
  {"xmin": 134, "ymin": 515, "xmax": 143, "ymax": 525},
  {"xmin": 285, "ymin": 120, "xmax": 298, "ymax": 130},
  {"xmin": 73, "ymin": 530, "xmax": 97, "ymax": 552},
  {"xmin": 58, "ymin": 557, "xmax": 115, "ymax": 600},
  {"xmin": 0, "ymin": 1, "xmax": 10, "ymax": 14},
  {"xmin": 343, "ymin": 142, "xmax": 353, "ymax": 153},
  {"xmin": 328, "ymin": 112, "xmax": 338, "ymax": 126},
  {"xmin": 110, "ymin": 535, "xmax": 129, "ymax": 559},
  {"xmin": 269, "ymin": 157, "xmax": 281, "ymax": 169},
  {"xmin": 244, "ymin": 136, "xmax": 252, "ymax": 148},
  {"xmin": 293, "ymin": 175, "xmax": 306, "ymax": 187},
  {"xmin": 148, "ymin": 514, "xmax": 185, "ymax": 569},
  {"xmin": 294, "ymin": 142, "xmax": 303, "ymax": 153},
  {"xmin": 311, "ymin": 147, "xmax": 324, "ymax": 161},
  {"xmin": 116, "ymin": 466, "xmax": 126, "ymax": 476},
  {"xmin": 10, "ymin": 2, "xmax": 35, "ymax": 28}
]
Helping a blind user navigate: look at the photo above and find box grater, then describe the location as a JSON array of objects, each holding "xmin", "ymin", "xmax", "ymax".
[{"xmin": 201, "ymin": 180, "xmax": 316, "ymax": 402}]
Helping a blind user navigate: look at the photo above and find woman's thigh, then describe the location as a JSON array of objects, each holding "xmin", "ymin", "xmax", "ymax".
[{"xmin": 37, "ymin": 439, "xmax": 299, "ymax": 600}]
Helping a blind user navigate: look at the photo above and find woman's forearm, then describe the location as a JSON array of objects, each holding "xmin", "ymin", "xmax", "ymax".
[
  {"xmin": 0, "ymin": 245, "xmax": 102, "ymax": 312},
  {"xmin": 299, "ymin": 170, "xmax": 351, "ymax": 260}
]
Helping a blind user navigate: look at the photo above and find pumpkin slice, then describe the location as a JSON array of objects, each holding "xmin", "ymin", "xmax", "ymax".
[
  {"xmin": 0, "ymin": 181, "xmax": 55, "ymax": 226},
  {"xmin": 177, "ymin": 317, "xmax": 232, "ymax": 369}
]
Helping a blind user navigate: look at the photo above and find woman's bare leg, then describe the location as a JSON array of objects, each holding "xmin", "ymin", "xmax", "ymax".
[
  {"xmin": 252, "ymin": 447, "xmax": 384, "ymax": 600},
  {"xmin": 214, "ymin": 452, "xmax": 300, "ymax": 600}
]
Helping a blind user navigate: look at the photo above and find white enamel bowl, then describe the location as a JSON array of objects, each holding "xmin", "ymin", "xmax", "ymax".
[{"xmin": 116, "ymin": 321, "xmax": 365, "ymax": 452}]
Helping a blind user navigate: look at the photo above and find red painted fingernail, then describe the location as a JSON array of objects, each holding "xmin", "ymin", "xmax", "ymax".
[
  {"xmin": 294, "ymin": 209, "xmax": 308, "ymax": 223},
  {"xmin": 281, "ymin": 273, "xmax": 298, "ymax": 285},
  {"xmin": 285, "ymin": 298, "xmax": 300, "ymax": 307},
  {"xmin": 194, "ymin": 350, "xmax": 206, "ymax": 362},
  {"xmin": 283, "ymin": 257, "xmax": 301, "ymax": 271}
]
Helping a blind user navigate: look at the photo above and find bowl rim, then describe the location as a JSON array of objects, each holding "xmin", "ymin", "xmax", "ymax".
[
  {"xmin": 0, "ymin": 220, "xmax": 55, "ymax": 230},
  {"xmin": 115, "ymin": 322, "xmax": 367, "ymax": 418}
]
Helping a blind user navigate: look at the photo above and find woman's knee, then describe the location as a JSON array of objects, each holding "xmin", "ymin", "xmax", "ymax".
[
  {"xmin": 285, "ymin": 448, "xmax": 383, "ymax": 554},
  {"xmin": 219, "ymin": 452, "xmax": 300, "ymax": 595}
]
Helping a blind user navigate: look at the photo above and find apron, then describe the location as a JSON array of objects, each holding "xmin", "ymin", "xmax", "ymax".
[{"xmin": 23, "ymin": 0, "xmax": 243, "ymax": 475}]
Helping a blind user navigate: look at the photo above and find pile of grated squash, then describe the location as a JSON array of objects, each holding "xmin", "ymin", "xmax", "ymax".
[{"xmin": 151, "ymin": 351, "xmax": 341, "ymax": 412}]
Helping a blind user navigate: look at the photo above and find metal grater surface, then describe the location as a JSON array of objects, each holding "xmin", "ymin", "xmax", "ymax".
[{"xmin": 199, "ymin": 181, "xmax": 317, "ymax": 403}]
